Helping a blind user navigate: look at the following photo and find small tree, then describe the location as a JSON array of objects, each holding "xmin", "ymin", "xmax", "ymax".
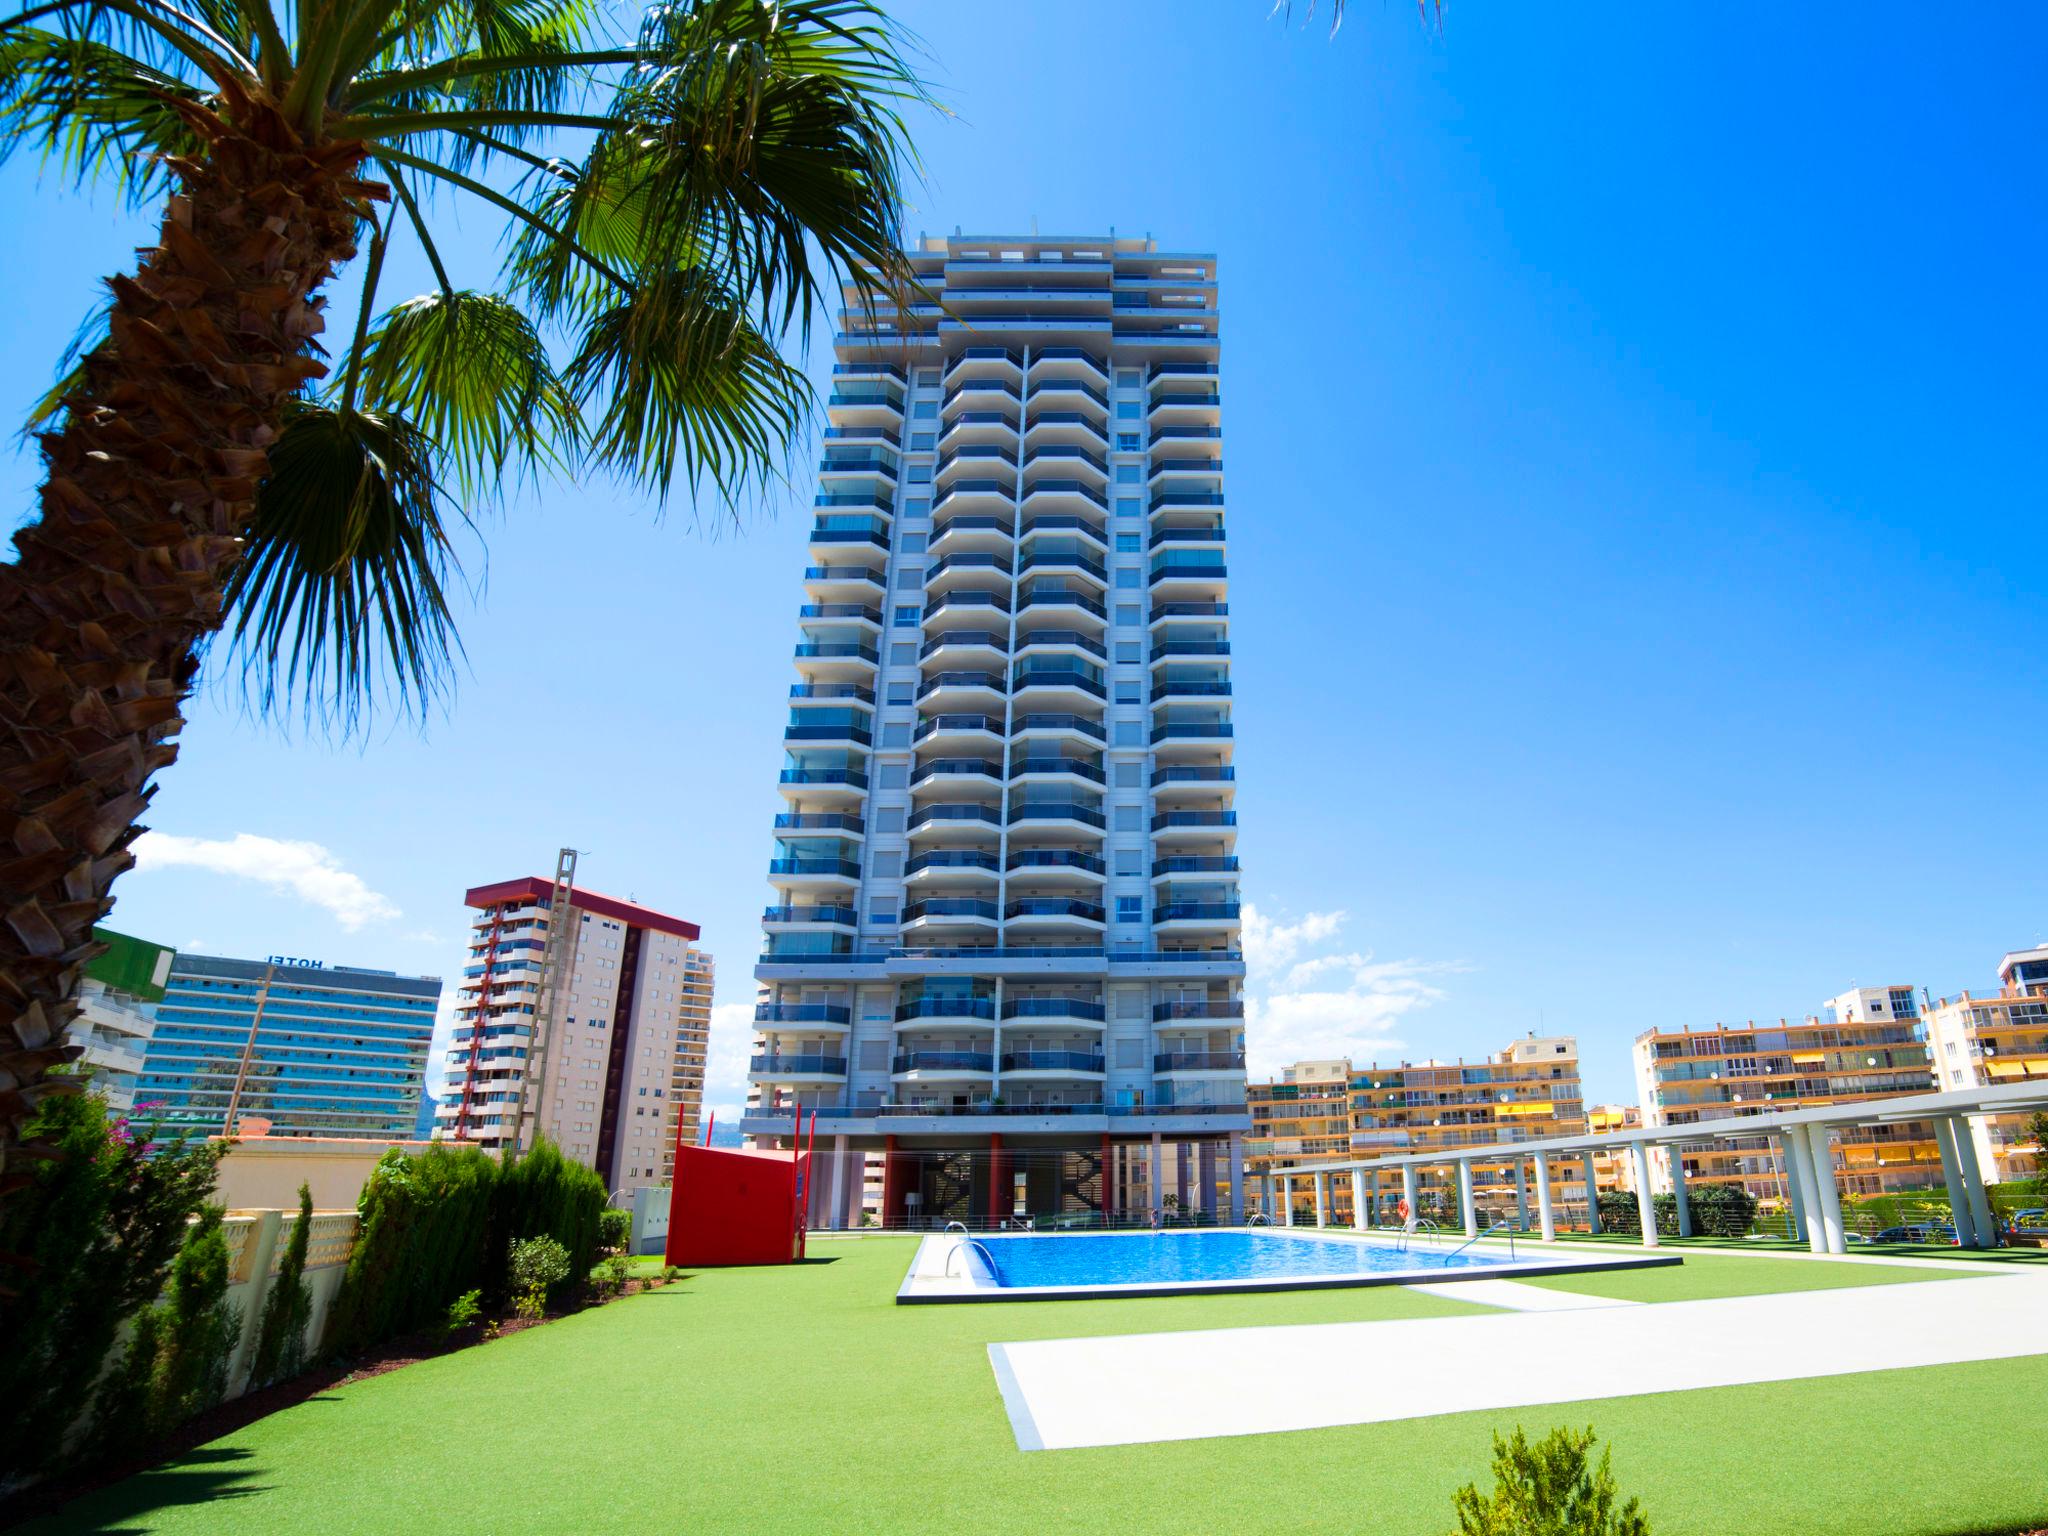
[
  {"xmin": 1451, "ymin": 1425, "xmax": 1650, "ymax": 1536},
  {"xmin": 598, "ymin": 1207, "xmax": 633, "ymax": 1257},
  {"xmin": 143, "ymin": 1207, "xmax": 237, "ymax": 1438},
  {"xmin": 251, "ymin": 1184, "xmax": 315, "ymax": 1388},
  {"xmin": 508, "ymin": 1236, "xmax": 571, "ymax": 1320}
]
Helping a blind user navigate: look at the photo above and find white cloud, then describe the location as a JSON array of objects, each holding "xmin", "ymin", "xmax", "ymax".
[
  {"xmin": 702, "ymin": 1000, "xmax": 757, "ymax": 1109},
  {"xmin": 133, "ymin": 832, "xmax": 400, "ymax": 931},
  {"xmin": 1241, "ymin": 903, "xmax": 1466, "ymax": 1080}
]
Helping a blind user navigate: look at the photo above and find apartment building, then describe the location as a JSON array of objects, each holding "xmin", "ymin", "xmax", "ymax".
[
  {"xmin": 1246, "ymin": 1060, "xmax": 1351, "ymax": 1216},
  {"xmin": 1632, "ymin": 986, "xmax": 1941, "ymax": 1198},
  {"xmin": 1922, "ymin": 947, "xmax": 2048, "ymax": 1181},
  {"xmin": 140, "ymin": 951, "xmax": 441, "ymax": 1139},
  {"xmin": 746, "ymin": 230, "xmax": 1248, "ymax": 1228},
  {"xmin": 439, "ymin": 873, "xmax": 711, "ymax": 1198},
  {"xmin": 1586, "ymin": 1103, "xmax": 1642, "ymax": 1193},
  {"xmin": 66, "ymin": 927, "xmax": 173, "ymax": 1114}
]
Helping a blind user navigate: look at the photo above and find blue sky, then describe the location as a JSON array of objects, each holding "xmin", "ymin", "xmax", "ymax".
[{"xmin": 5, "ymin": 3, "xmax": 2044, "ymax": 1115}]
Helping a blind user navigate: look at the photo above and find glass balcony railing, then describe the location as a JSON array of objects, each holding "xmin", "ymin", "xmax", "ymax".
[
  {"xmin": 1152, "ymin": 811, "xmax": 1237, "ymax": 832},
  {"xmin": 1014, "ymin": 629, "xmax": 1106, "ymax": 660},
  {"xmin": 1019, "ymin": 480, "xmax": 1109, "ymax": 513},
  {"xmin": 1009, "ymin": 756, "xmax": 1106, "ymax": 783},
  {"xmin": 1024, "ymin": 446, "xmax": 1108, "ymax": 475},
  {"xmin": 1017, "ymin": 588, "xmax": 1107, "ymax": 620},
  {"xmin": 792, "ymin": 642, "xmax": 878, "ymax": 663},
  {"xmin": 796, "ymin": 603, "xmax": 882, "ymax": 623},
  {"xmin": 939, "ymin": 410, "xmax": 1019, "ymax": 438},
  {"xmin": 1148, "ymin": 490, "xmax": 1225, "ymax": 512},
  {"xmin": 814, "ymin": 492, "xmax": 896, "ymax": 510},
  {"xmin": 915, "ymin": 713, "xmax": 1004, "ymax": 740},
  {"xmin": 1020, "ymin": 513, "xmax": 1107, "ymax": 543},
  {"xmin": 892, "ymin": 1051, "xmax": 995, "ymax": 1074},
  {"xmin": 1026, "ymin": 378, "xmax": 1109, "ymax": 409},
  {"xmin": 802, "ymin": 564, "xmax": 884, "ymax": 585},
  {"xmin": 832, "ymin": 362, "xmax": 907, "ymax": 382},
  {"xmin": 1004, "ymin": 996, "xmax": 1107, "ymax": 1022},
  {"xmin": 1147, "ymin": 392, "xmax": 1220, "ymax": 413},
  {"xmin": 782, "ymin": 723, "xmax": 872, "ymax": 745},
  {"xmin": 788, "ymin": 682, "xmax": 874, "ymax": 703},
  {"xmin": 1013, "ymin": 667, "xmax": 1107, "ymax": 699},
  {"xmin": 945, "ymin": 346, "xmax": 1024, "ymax": 376},
  {"xmin": 894, "ymin": 997, "xmax": 997, "ymax": 1022},
  {"xmin": 1153, "ymin": 1000, "xmax": 1244, "ymax": 1022},
  {"xmin": 943, "ymin": 380, "xmax": 1021, "ymax": 409},
  {"xmin": 826, "ymin": 390, "xmax": 903, "ymax": 411},
  {"xmin": 910, "ymin": 758, "xmax": 1001, "ymax": 784},
  {"xmin": 1152, "ymin": 856, "xmax": 1240, "ymax": 877},
  {"xmin": 749, "ymin": 1054, "xmax": 848, "ymax": 1075},
  {"xmin": 755, "ymin": 1002, "xmax": 851, "ymax": 1025},
  {"xmin": 762, "ymin": 906, "xmax": 858, "ymax": 926},
  {"xmin": 908, "ymin": 803, "xmax": 1003, "ymax": 830},
  {"xmin": 766, "ymin": 856, "xmax": 863, "ymax": 877},
  {"xmin": 1150, "ymin": 640, "xmax": 1230, "ymax": 660},
  {"xmin": 919, "ymin": 632, "xmax": 1008, "ymax": 660},
  {"xmin": 938, "ymin": 445, "xmax": 1018, "ymax": 473},
  {"xmin": 1150, "ymin": 601, "xmax": 1228, "ymax": 622},
  {"xmin": 1149, "ymin": 722, "xmax": 1233, "ymax": 743},
  {"xmin": 902, "ymin": 899, "xmax": 999, "ymax": 925},
  {"xmin": 1155, "ymin": 1051, "xmax": 1246, "ymax": 1073},
  {"xmin": 1151, "ymin": 677, "xmax": 1232, "ymax": 698},
  {"xmin": 772, "ymin": 812, "xmax": 864, "ymax": 833},
  {"xmin": 1003, "ymin": 1051, "xmax": 1106, "ymax": 1074},
  {"xmin": 916, "ymin": 671, "xmax": 1005, "ymax": 699},
  {"xmin": 928, "ymin": 515, "xmax": 1015, "ymax": 541},
  {"xmin": 1149, "ymin": 560, "xmax": 1226, "ymax": 584},
  {"xmin": 1007, "ymin": 849, "xmax": 1106, "ymax": 877},
  {"xmin": 1150, "ymin": 765, "xmax": 1233, "ymax": 788},
  {"xmin": 925, "ymin": 551, "xmax": 1013, "ymax": 579},
  {"xmin": 906, "ymin": 850, "xmax": 1000, "ymax": 877},
  {"xmin": 1155, "ymin": 903, "xmax": 1242, "ymax": 923},
  {"xmin": 1148, "ymin": 525, "xmax": 1226, "ymax": 548},
  {"xmin": 1005, "ymin": 898, "xmax": 1106, "ymax": 923},
  {"xmin": 1013, "ymin": 712, "xmax": 1106, "ymax": 741},
  {"xmin": 775, "ymin": 773, "xmax": 869, "ymax": 793},
  {"xmin": 1008, "ymin": 802, "xmax": 1106, "ymax": 829}
]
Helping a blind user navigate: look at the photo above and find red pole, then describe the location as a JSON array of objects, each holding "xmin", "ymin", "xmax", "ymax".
[
  {"xmin": 790, "ymin": 1109, "xmax": 806, "ymax": 1261},
  {"xmin": 805, "ymin": 1108, "xmax": 819, "ymax": 1235},
  {"xmin": 702, "ymin": 1110, "xmax": 715, "ymax": 1148}
]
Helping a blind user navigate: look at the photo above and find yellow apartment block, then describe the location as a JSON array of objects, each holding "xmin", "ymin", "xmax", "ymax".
[
  {"xmin": 1586, "ymin": 1103, "xmax": 1641, "ymax": 1192},
  {"xmin": 1632, "ymin": 986, "xmax": 1942, "ymax": 1199},
  {"xmin": 1246, "ymin": 1059, "xmax": 1351, "ymax": 1219},
  {"xmin": 1922, "ymin": 946, "xmax": 2048, "ymax": 1182}
]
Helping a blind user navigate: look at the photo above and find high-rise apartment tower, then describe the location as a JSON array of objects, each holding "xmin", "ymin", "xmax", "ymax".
[{"xmin": 746, "ymin": 231, "xmax": 1248, "ymax": 1227}]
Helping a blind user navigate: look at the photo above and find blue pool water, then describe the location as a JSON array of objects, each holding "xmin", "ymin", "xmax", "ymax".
[{"xmin": 971, "ymin": 1230, "xmax": 1518, "ymax": 1289}]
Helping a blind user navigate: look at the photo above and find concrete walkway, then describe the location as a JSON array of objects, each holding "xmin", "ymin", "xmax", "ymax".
[{"xmin": 988, "ymin": 1269, "xmax": 2048, "ymax": 1452}]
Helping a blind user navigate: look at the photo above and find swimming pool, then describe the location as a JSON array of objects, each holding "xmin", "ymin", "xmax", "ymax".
[{"xmin": 897, "ymin": 1227, "xmax": 1676, "ymax": 1303}]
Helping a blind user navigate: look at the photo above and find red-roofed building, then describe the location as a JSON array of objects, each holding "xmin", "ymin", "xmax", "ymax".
[{"xmin": 437, "ymin": 866, "xmax": 713, "ymax": 1196}]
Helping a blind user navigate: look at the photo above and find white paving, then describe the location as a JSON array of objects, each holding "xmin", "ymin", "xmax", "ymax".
[
  {"xmin": 1402, "ymin": 1279, "xmax": 1638, "ymax": 1311},
  {"xmin": 988, "ymin": 1269, "xmax": 2048, "ymax": 1451}
]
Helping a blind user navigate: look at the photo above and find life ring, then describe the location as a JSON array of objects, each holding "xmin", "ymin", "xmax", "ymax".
[{"xmin": 1396, "ymin": 1198, "xmax": 1410, "ymax": 1222}]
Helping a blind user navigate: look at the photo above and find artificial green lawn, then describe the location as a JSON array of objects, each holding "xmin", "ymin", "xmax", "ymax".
[{"xmin": 27, "ymin": 1237, "xmax": 2048, "ymax": 1536}]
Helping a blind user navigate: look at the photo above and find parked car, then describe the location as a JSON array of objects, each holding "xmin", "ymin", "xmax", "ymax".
[{"xmin": 1874, "ymin": 1223, "xmax": 1932, "ymax": 1243}]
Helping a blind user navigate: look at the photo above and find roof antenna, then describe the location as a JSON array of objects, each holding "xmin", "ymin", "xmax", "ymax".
[{"xmin": 1030, "ymin": 214, "xmax": 1039, "ymax": 236}]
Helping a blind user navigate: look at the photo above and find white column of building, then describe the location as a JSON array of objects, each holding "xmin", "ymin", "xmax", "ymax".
[
  {"xmin": 1532, "ymin": 1151, "xmax": 1556, "ymax": 1242},
  {"xmin": 1627, "ymin": 1143, "xmax": 1658, "ymax": 1249},
  {"xmin": 1313, "ymin": 1170, "xmax": 1329, "ymax": 1228},
  {"xmin": 1513, "ymin": 1159, "xmax": 1529, "ymax": 1232},
  {"xmin": 1950, "ymin": 1114, "xmax": 1997, "ymax": 1249},
  {"xmin": 1456, "ymin": 1160, "xmax": 1477, "ymax": 1237},
  {"xmin": 1777, "ymin": 1134, "xmax": 1808, "ymax": 1243},
  {"xmin": 1804, "ymin": 1123, "xmax": 1846, "ymax": 1255},
  {"xmin": 1668, "ymin": 1145, "xmax": 1693, "ymax": 1238},
  {"xmin": 1228, "ymin": 1130, "xmax": 1244, "ymax": 1224},
  {"xmin": 1931, "ymin": 1117, "xmax": 1978, "ymax": 1248},
  {"xmin": 1580, "ymin": 1150, "xmax": 1603, "ymax": 1234},
  {"xmin": 1400, "ymin": 1164, "xmax": 1418, "ymax": 1225}
]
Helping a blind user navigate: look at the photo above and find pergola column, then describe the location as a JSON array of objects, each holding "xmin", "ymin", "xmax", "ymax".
[
  {"xmin": 1668, "ymin": 1146, "xmax": 1693, "ymax": 1238},
  {"xmin": 1778, "ymin": 1134, "xmax": 1808, "ymax": 1242},
  {"xmin": 1354, "ymin": 1169, "xmax": 1372, "ymax": 1231},
  {"xmin": 1533, "ymin": 1150, "xmax": 1556, "ymax": 1242},
  {"xmin": 1628, "ymin": 1142, "xmax": 1658, "ymax": 1248},
  {"xmin": 1950, "ymin": 1115, "xmax": 1997, "ymax": 1249},
  {"xmin": 1514, "ymin": 1159, "xmax": 1529, "ymax": 1231},
  {"xmin": 1581, "ymin": 1150, "xmax": 1603, "ymax": 1234},
  {"xmin": 1805, "ymin": 1123, "xmax": 1847, "ymax": 1255},
  {"xmin": 1401, "ymin": 1164, "xmax": 1418, "ymax": 1225},
  {"xmin": 1932, "ymin": 1117, "xmax": 1977, "ymax": 1248},
  {"xmin": 1313, "ymin": 1170, "xmax": 1329, "ymax": 1228},
  {"xmin": 1457, "ymin": 1160, "xmax": 1478, "ymax": 1237},
  {"xmin": 1785, "ymin": 1128, "xmax": 1827, "ymax": 1254}
]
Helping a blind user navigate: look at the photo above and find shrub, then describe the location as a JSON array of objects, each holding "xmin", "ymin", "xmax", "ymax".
[
  {"xmin": 143, "ymin": 1206, "xmax": 237, "ymax": 1437},
  {"xmin": 1593, "ymin": 1186, "xmax": 1754, "ymax": 1238},
  {"xmin": 324, "ymin": 1142, "xmax": 496, "ymax": 1357},
  {"xmin": 593, "ymin": 1252, "xmax": 631, "ymax": 1299},
  {"xmin": 493, "ymin": 1139, "xmax": 607, "ymax": 1303},
  {"xmin": 251, "ymin": 1184, "xmax": 315, "ymax": 1388},
  {"xmin": 509, "ymin": 1236, "xmax": 570, "ymax": 1319},
  {"xmin": 1452, "ymin": 1425, "xmax": 1649, "ymax": 1536},
  {"xmin": 598, "ymin": 1206, "xmax": 633, "ymax": 1256},
  {"xmin": 441, "ymin": 1289, "xmax": 483, "ymax": 1340},
  {"xmin": 0, "ymin": 1089, "xmax": 228, "ymax": 1481}
]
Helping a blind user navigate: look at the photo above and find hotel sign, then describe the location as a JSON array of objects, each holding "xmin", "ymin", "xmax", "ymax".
[{"xmin": 267, "ymin": 955, "xmax": 326, "ymax": 969}]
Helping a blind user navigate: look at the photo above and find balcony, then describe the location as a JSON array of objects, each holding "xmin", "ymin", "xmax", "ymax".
[
  {"xmin": 1008, "ymin": 755, "xmax": 1106, "ymax": 785},
  {"xmin": 894, "ymin": 996, "xmax": 997, "ymax": 1023},
  {"xmin": 792, "ymin": 640, "xmax": 878, "ymax": 666},
  {"xmin": 930, "ymin": 479, "xmax": 1016, "ymax": 517},
  {"xmin": 1023, "ymin": 445, "xmax": 1108, "ymax": 481},
  {"xmin": 1002, "ymin": 1051, "xmax": 1107, "ymax": 1076},
  {"xmin": 1150, "ymin": 600, "xmax": 1228, "ymax": 625},
  {"xmin": 1004, "ymin": 996, "xmax": 1107, "ymax": 1023},
  {"xmin": 913, "ymin": 712, "xmax": 1004, "ymax": 747},
  {"xmin": 1150, "ymin": 721, "xmax": 1233, "ymax": 744},
  {"xmin": 765, "ymin": 856, "xmax": 862, "ymax": 879},
  {"xmin": 941, "ymin": 378, "xmax": 1021, "ymax": 416},
  {"xmin": 904, "ymin": 850, "xmax": 1001, "ymax": 882},
  {"xmin": 1152, "ymin": 856, "xmax": 1240, "ymax": 878},
  {"xmin": 1151, "ymin": 676, "xmax": 1232, "ymax": 701},
  {"xmin": 772, "ymin": 812, "xmax": 864, "ymax": 834},
  {"xmin": 1011, "ymin": 712, "xmax": 1105, "ymax": 743},
  {"xmin": 755, "ymin": 1003, "xmax": 852, "ymax": 1027},
  {"xmin": 921, "ymin": 590, "xmax": 1010, "ymax": 623},
  {"xmin": 1019, "ymin": 480, "xmax": 1110, "ymax": 516},
  {"xmin": 1022, "ymin": 411, "xmax": 1108, "ymax": 452},
  {"xmin": 918, "ymin": 631, "xmax": 1007, "ymax": 665},
  {"xmin": 909, "ymin": 757, "xmax": 1003, "ymax": 789},
  {"xmin": 761, "ymin": 905, "xmax": 859, "ymax": 928},
  {"xmin": 926, "ymin": 514, "xmax": 1014, "ymax": 554},
  {"xmin": 1150, "ymin": 638, "xmax": 1231, "ymax": 661},
  {"xmin": 1012, "ymin": 666, "xmax": 1107, "ymax": 701},
  {"xmin": 1008, "ymin": 802, "xmax": 1106, "ymax": 830},
  {"xmin": 776, "ymin": 770, "xmax": 868, "ymax": 794},
  {"xmin": 782, "ymin": 721, "xmax": 872, "ymax": 746},
  {"xmin": 907, "ymin": 803, "xmax": 1003, "ymax": 835},
  {"xmin": 1004, "ymin": 897, "xmax": 1106, "ymax": 926},
  {"xmin": 1151, "ymin": 764, "xmax": 1234, "ymax": 790},
  {"xmin": 1025, "ymin": 377, "xmax": 1109, "ymax": 412},
  {"xmin": 749, "ymin": 1054, "xmax": 849, "ymax": 1078},
  {"xmin": 1026, "ymin": 347, "xmax": 1110, "ymax": 389},
  {"xmin": 1148, "ymin": 524, "xmax": 1226, "ymax": 550},
  {"xmin": 1146, "ymin": 392, "xmax": 1220, "ymax": 426},
  {"xmin": 1013, "ymin": 628, "xmax": 1106, "ymax": 661},
  {"xmin": 822, "ymin": 424, "xmax": 900, "ymax": 448},
  {"xmin": 1151, "ymin": 810, "xmax": 1237, "ymax": 833},
  {"xmin": 1155, "ymin": 902, "xmax": 1242, "ymax": 925},
  {"xmin": 1019, "ymin": 512, "xmax": 1107, "ymax": 547},
  {"xmin": 1006, "ymin": 849, "xmax": 1106, "ymax": 881},
  {"xmin": 936, "ymin": 445, "xmax": 1018, "ymax": 479},
  {"xmin": 943, "ymin": 346, "xmax": 1024, "ymax": 386},
  {"xmin": 1015, "ymin": 586, "xmax": 1107, "ymax": 621},
  {"xmin": 938, "ymin": 411, "xmax": 1019, "ymax": 451},
  {"xmin": 802, "ymin": 564, "xmax": 885, "ymax": 594},
  {"xmin": 1154, "ymin": 1051, "xmax": 1246, "ymax": 1074},
  {"xmin": 1148, "ymin": 558, "xmax": 1227, "ymax": 589},
  {"xmin": 1153, "ymin": 1000, "xmax": 1245, "ymax": 1023},
  {"xmin": 900, "ymin": 898, "xmax": 999, "ymax": 931},
  {"xmin": 891, "ymin": 1051, "xmax": 995, "ymax": 1078},
  {"xmin": 818, "ymin": 452, "xmax": 899, "ymax": 482},
  {"xmin": 916, "ymin": 671, "xmax": 1006, "ymax": 709}
]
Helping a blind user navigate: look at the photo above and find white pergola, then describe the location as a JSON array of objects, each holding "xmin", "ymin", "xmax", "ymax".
[{"xmin": 1261, "ymin": 1080, "xmax": 2048, "ymax": 1256}]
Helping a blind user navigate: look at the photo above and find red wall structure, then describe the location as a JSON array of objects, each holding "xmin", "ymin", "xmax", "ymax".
[{"xmin": 665, "ymin": 1143, "xmax": 810, "ymax": 1267}]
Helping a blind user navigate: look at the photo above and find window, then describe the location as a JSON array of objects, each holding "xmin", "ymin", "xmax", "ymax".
[
  {"xmin": 868, "ymin": 903, "xmax": 896, "ymax": 924},
  {"xmin": 901, "ymin": 532, "xmax": 927, "ymax": 553},
  {"xmin": 1115, "ymin": 1038, "xmax": 1143, "ymax": 1068},
  {"xmin": 876, "ymin": 808, "xmax": 905, "ymax": 833},
  {"xmin": 1117, "ymin": 434, "xmax": 1141, "ymax": 452},
  {"xmin": 910, "ymin": 432, "xmax": 935, "ymax": 451},
  {"xmin": 1114, "ymin": 762, "xmax": 1142, "ymax": 788},
  {"xmin": 1114, "ymin": 804, "xmax": 1141, "ymax": 831},
  {"xmin": 1116, "ymin": 533, "xmax": 1141, "ymax": 553},
  {"xmin": 1115, "ymin": 721, "xmax": 1143, "ymax": 746},
  {"xmin": 877, "ymin": 763, "xmax": 907, "ymax": 789},
  {"xmin": 1116, "ymin": 604, "xmax": 1141, "ymax": 627},
  {"xmin": 871, "ymin": 851, "xmax": 903, "ymax": 877},
  {"xmin": 907, "ymin": 463, "xmax": 932, "ymax": 484},
  {"xmin": 859, "ymin": 1039, "xmax": 887, "ymax": 1071},
  {"xmin": 916, "ymin": 369, "xmax": 939, "ymax": 386},
  {"xmin": 889, "ymin": 642, "xmax": 916, "ymax": 666},
  {"xmin": 887, "ymin": 682, "xmax": 913, "ymax": 705},
  {"xmin": 895, "ymin": 566, "xmax": 921, "ymax": 589},
  {"xmin": 1115, "ymin": 463, "xmax": 1140, "ymax": 484},
  {"xmin": 880, "ymin": 722, "xmax": 911, "ymax": 748},
  {"xmin": 1116, "ymin": 400, "xmax": 1140, "ymax": 421},
  {"xmin": 1116, "ymin": 896, "xmax": 1144, "ymax": 923},
  {"xmin": 1117, "ymin": 370, "xmax": 1140, "ymax": 387},
  {"xmin": 1117, "ymin": 991, "xmax": 1146, "ymax": 1019},
  {"xmin": 1115, "ymin": 641, "xmax": 1140, "ymax": 664},
  {"xmin": 1114, "ymin": 849, "xmax": 1142, "ymax": 875},
  {"xmin": 912, "ymin": 400, "xmax": 937, "ymax": 419},
  {"xmin": 1115, "ymin": 681, "xmax": 1140, "ymax": 704},
  {"xmin": 905, "ymin": 500, "xmax": 931, "ymax": 520},
  {"xmin": 1117, "ymin": 498, "xmax": 1141, "ymax": 519},
  {"xmin": 893, "ymin": 605, "xmax": 919, "ymax": 626},
  {"xmin": 1114, "ymin": 568, "xmax": 1140, "ymax": 589}
]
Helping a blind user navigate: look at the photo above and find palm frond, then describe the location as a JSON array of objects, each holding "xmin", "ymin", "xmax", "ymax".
[
  {"xmin": 350, "ymin": 289, "xmax": 579, "ymax": 496},
  {"xmin": 0, "ymin": 24, "xmax": 208, "ymax": 205},
  {"xmin": 219, "ymin": 399, "xmax": 469, "ymax": 730}
]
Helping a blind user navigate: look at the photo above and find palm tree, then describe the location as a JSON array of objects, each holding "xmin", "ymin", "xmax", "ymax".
[{"xmin": 0, "ymin": 0, "xmax": 927, "ymax": 1180}]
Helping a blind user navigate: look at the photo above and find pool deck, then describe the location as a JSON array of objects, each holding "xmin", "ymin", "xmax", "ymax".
[
  {"xmin": 897, "ymin": 1227, "xmax": 1677, "ymax": 1303},
  {"xmin": 989, "ymin": 1258, "xmax": 2048, "ymax": 1451}
]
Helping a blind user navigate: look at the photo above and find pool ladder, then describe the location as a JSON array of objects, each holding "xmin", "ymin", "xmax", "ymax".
[
  {"xmin": 943, "ymin": 1234, "xmax": 999, "ymax": 1279},
  {"xmin": 1445, "ymin": 1220, "xmax": 1517, "ymax": 1263},
  {"xmin": 1394, "ymin": 1218, "xmax": 1442, "ymax": 1253}
]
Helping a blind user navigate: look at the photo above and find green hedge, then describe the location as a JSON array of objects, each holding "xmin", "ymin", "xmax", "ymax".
[
  {"xmin": 1596, "ymin": 1184, "xmax": 1756, "ymax": 1237},
  {"xmin": 324, "ymin": 1136, "xmax": 605, "ymax": 1358}
]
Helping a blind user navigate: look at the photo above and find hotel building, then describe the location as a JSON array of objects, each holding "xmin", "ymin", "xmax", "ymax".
[
  {"xmin": 1922, "ymin": 947, "xmax": 2048, "ymax": 1182},
  {"xmin": 1586, "ymin": 1102, "xmax": 1642, "ymax": 1193},
  {"xmin": 438, "ymin": 873, "xmax": 711, "ymax": 1197},
  {"xmin": 745, "ymin": 230, "xmax": 1249, "ymax": 1227},
  {"xmin": 139, "ymin": 951, "xmax": 441, "ymax": 1139},
  {"xmin": 1245, "ymin": 1039, "xmax": 1589, "ymax": 1223},
  {"xmin": 1631, "ymin": 986, "xmax": 1942, "ymax": 1198},
  {"xmin": 67, "ymin": 927, "xmax": 173, "ymax": 1114}
]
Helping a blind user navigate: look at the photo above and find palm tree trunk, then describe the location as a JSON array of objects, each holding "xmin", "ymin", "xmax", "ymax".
[{"xmin": 0, "ymin": 95, "xmax": 375, "ymax": 1183}]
